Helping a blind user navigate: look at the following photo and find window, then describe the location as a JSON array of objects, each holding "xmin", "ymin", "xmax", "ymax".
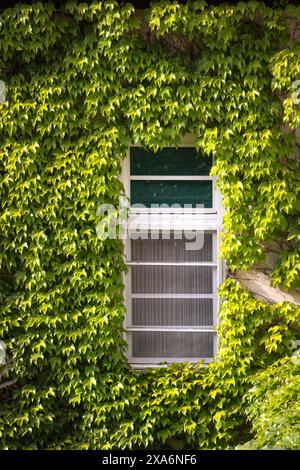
[
  {"xmin": 122, "ymin": 135, "xmax": 223, "ymax": 368},
  {"xmin": 130, "ymin": 146, "xmax": 213, "ymax": 209}
]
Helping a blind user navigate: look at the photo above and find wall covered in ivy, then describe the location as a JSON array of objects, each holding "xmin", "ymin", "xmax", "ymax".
[{"xmin": 0, "ymin": 1, "xmax": 299, "ymax": 449}]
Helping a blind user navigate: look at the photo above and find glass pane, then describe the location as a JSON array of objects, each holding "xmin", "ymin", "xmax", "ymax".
[
  {"xmin": 132, "ymin": 298, "xmax": 213, "ymax": 326},
  {"xmin": 131, "ymin": 233, "xmax": 213, "ymax": 262},
  {"xmin": 130, "ymin": 147, "xmax": 212, "ymax": 176},
  {"xmin": 130, "ymin": 180, "xmax": 212, "ymax": 208},
  {"xmin": 132, "ymin": 266, "xmax": 213, "ymax": 294},
  {"xmin": 131, "ymin": 331, "xmax": 214, "ymax": 358}
]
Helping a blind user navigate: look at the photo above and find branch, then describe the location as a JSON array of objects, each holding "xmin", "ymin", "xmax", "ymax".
[
  {"xmin": 0, "ymin": 379, "xmax": 17, "ymax": 390},
  {"xmin": 0, "ymin": 272, "xmax": 14, "ymax": 279},
  {"xmin": 233, "ymin": 269, "xmax": 300, "ymax": 305}
]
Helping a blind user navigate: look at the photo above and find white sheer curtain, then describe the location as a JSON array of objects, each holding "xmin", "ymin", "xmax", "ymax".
[
  {"xmin": 132, "ymin": 332, "xmax": 214, "ymax": 358},
  {"xmin": 132, "ymin": 266, "xmax": 213, "ymax": 294},
  {"xmin": 131, "ymin": 233, "xmax": 212, "ymax": 262},
  {"xmin": 132, "ymin": 298, "xmax": 213, "ymax": 326},
  {"xmin": 129, "ymin": 232, "xmax": 215, "ymax": 359}
]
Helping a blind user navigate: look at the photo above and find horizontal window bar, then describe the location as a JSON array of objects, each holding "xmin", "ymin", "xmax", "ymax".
[
  {"xmin": 131, "ymin": 294, "xmax": 215, "ymax": 299},
  {"xmin": 129, "ymin": 208, "xmax": 217, "ymax": 213},
  {"xmin": 127, "ymin": 326, "xmax": 216, "ymax": 332},
  {"xmin": 130, "ymin": 175, "xmax": 214, "ymax": 181},
  {"xmin": 127, "ymin": 262, "xmax": 217, "ymax": 267}
]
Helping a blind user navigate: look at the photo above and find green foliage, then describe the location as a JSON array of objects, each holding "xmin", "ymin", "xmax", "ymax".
[
  {"xmin": 67, "ymin": 281, "xmax": 299, "ymax": 450},
  {"xmin": 239, "ymin": 352, "xmax": 300, "ymax": 449},
  {"xmin": 0, "ymin": 0, "xmax": 299, "ymax": 449}
]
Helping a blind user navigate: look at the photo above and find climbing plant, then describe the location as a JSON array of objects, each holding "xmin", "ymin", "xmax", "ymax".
[
  {"xmin": 0, "ymin": 0, "xmax": 299, "ymax": 449},
  {"xmin": 239, "ymin": 351, "xmax": 300, "ymax": 450}
]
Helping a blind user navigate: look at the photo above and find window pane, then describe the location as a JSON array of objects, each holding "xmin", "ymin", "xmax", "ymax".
[
  {"xmin": 132, "ymin": 266, "xmax": 213, "ymax": 294},
  {"xmin": 130, "ymin": 180, "xmax": 212, "ymax": 208},
  {"xmin": 130, "ymin": 147, "xmax": 212, "ymax": 176},
  {"xmin": 131, "ymin": 233, "xmax": 213, "ymax": 262},
  {"xmin": 131, "ymin": 331, "xmax": 214, "ymax": 358},
  {"xmin": 132, "ymin": 298, "xmax": 213, "ymax": 326}
]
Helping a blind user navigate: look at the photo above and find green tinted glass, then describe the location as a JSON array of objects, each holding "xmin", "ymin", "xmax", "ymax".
[
  {"xmin": 130, "ymin": 147, "xmax": 212, "ymax": 175},
  {"xmin": 130, "ymin": 180, "xmax": 212, "ymax": 208}
]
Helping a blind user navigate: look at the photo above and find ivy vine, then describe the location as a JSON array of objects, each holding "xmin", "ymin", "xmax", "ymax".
[{"xmin": 0, "ymin": 1, "xmax": 299, "ymax": 449}]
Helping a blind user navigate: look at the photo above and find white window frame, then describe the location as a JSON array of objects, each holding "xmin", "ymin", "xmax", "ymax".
[
  {"xmin": 122, "ymin": 134, "xmax": 218, "ymax": 214},
  {"xmin": 121, "ymin": 134, "xmax": 224, "ymax": 369}
]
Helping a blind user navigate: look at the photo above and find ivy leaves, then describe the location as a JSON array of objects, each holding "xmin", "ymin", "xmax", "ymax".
[
  {"xmin": 240, "ymin": 353, "xmax": 300, "ymax": 449},
  {"xmin": 0, "ymin": 0, "xmax": 299, "ymax": 450}
]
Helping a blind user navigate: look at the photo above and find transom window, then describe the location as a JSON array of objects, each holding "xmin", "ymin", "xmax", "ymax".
[
  {"xmin": 130, "ymin": 146, "xmax": 213, "ymax": 209},
  {"xmin": 122, "ymin": 135, "xmax": 223, "ymax": 368}
]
